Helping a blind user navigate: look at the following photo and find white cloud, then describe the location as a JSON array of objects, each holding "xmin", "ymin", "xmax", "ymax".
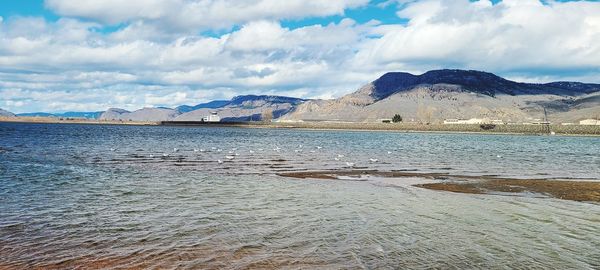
[
  {"xmin": 1, "ymin": 0, "xmax": 600, "ymax": 113},
  {"xmin": 45, "ymin": 0, "xmax": 369, "ymax": 31},
  {"xmin": 357, "ymin": 0, "xmax": 600, "ymax": 73}
]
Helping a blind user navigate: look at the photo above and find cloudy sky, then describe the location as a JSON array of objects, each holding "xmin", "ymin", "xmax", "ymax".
[{"xmin": 1, "ymin": 0, "xmax": 599, "ymax": 113}]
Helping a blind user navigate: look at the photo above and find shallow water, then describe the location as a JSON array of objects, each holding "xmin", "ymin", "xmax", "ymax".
[{"xmin": 0, "ymin": 122, "xmax": 599, "ymax": 269}]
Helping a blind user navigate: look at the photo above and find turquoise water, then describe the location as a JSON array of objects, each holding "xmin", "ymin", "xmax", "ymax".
[{"xmin": 1, "ymin": 122, "xmax": 599, "ymax": 268}]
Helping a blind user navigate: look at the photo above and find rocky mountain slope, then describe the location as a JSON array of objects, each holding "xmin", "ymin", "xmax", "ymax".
[
  {"xmin": 0, "ymin": 108, "xmax": 15, "ymax": 117},
  {"xmin": 282, "ymin": 69, "xmax": 600, "ymax": 123}
]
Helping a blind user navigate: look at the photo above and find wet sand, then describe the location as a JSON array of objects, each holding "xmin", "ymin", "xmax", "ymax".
[{"xmin": 278, "ymin": 170, "xmax": 600, "ymax": 203}]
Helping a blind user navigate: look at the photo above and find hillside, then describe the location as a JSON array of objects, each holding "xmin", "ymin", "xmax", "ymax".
[
  {"xmin": 282, "ymin": 69, "xmax": 600, "ymax": 123},
  {"xmin": 0, "ymin": 108, "xmax": 15, "ymax": 117}
]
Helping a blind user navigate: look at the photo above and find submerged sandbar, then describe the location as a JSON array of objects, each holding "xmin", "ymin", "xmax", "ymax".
[{"xmin": 278, "ymin": 170, "xmax": 600, "ymax": 203}]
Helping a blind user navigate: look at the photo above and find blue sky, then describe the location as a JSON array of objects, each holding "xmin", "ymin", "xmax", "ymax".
[{"xmin": 0, "ymin": 0, "xmax": 599, "ymax": 113}]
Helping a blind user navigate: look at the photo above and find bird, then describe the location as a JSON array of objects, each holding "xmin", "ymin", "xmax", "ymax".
[
  {"xmin": 217, "ymin": 159, "xmax": 223, "ymax": 164},
  {"xmin": 345, "ymin": 162, "xmax": 355, "ymax": 168},
  {"xmin": 211, "ymin": 147, "xmax": 217, "ymax": 150},
  {"xmin": 225, "ymin": 155, "xmax": 235, "ymax": 160},
  {"xmin": 173, "ymin": 148, "xmax": 179, "ymax": 152},
  {"xmin": 217, "ymin": 149, "xmax": 222, "ymax": 152},
  {"xmin": 109, "ymin": 148, "xmax": 115, "ymax": 152},
  {"xmin": 387, "ymin": 151, "xmax": 392, "ymax": 154},
  {"xmin": 496, "ymin": 155, "xmax": 502, "ymax": 158},
  {"xmin": 249, "ymin": 150, "xmax": 255, "ymax": 154},
  {"xmin": 334, "ymin": 157, "xmax": 340, "ymax": 161},
  {"xmin": 162, "ymin": 153, "xmax": 169, "ymax": 157},
  {"xmin": 200, "ymin": 149, "xmax": 205, "ymax": 152},
  {"xmin": 316, "ymin": 146, "xmax": 322, "ymax": 149},
  {"xmin": 337, "ymin": 154, "xmax": 345, "ymax": 158},
  {"xmin": 193, "ymin": 148, "xmax": 199, "ymax": 152},
  {"xmin": 149, "ymin": 154, "xmax": 154, "ymax": 158},
  {"xmin": 295, "ymin": 149, "xmax": 302, "ymax": 153},
  {"xmin": 369, "ymin": 158, "xmax": 378, "ymax": 163}
]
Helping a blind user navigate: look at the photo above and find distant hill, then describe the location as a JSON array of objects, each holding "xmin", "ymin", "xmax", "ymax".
[
  {"xmin": 282, "ymin": 69, "xmax": 600, "ymax": 123},
  {"xmin": 99, "ymin": 95, "xmax": 307, "ymax": 122},
  {"xmin": 16, "ymin": 111, "xmax": 103, "ymax": 119},
  {"xmin": 369, "ymin": 69, "xmax": 600, "ymax": 100},
  {"xmin": 0, "ymin": 108, "xmax": 16, "ymax": 117},
  {"xmin": 176, "ymin": 100, "xmax": 231, "ymax": 113}
]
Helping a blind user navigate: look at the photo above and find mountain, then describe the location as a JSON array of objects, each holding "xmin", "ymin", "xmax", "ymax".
[
  {"xmin": 99, "ymin": 95, "xmax": 307, "ymax": 122},
  {"xmin": 0, "ymin": 108, "xmax": 16, "ymax": 117},
  {"xmin": 99, "ymin": 107, "xmax": 180, "ymax": 122},
  {"xmin": 282, "ymin": 69, "xmax": 600, "ymax": 123},
  {"xmin": 17, "ymin": 111, "xmax": 103, "ymax": 119},
  {"xmin": 174, "ymin": 95, "xmax": 306, "ymax": 122},
  {"xmin": 176, "ymin": 100, "xmax": 230, "ymax": 113}
]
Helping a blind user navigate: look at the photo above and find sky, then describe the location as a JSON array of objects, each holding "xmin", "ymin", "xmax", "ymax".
[{"xmin": 0, "ymin": 0, "xmax": 599, "ymax": 113}]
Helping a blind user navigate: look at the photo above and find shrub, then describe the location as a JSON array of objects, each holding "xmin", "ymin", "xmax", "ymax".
[
  {"xmin": 480, "ymin": 124, "xmax": 496, "ymax": 130},
  {"xmin": 392, "ymin": 114, "xmax": 403, "ymax": 123}
]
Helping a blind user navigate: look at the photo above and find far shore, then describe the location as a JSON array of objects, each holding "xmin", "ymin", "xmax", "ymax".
[{"xmin": 1, "ymin": 116, "xmax": 599, "ymax": 136}]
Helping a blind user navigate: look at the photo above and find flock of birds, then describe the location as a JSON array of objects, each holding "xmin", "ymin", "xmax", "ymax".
[{"xmin": 108, "ymin": 144, "xmax": 394, "ymax": 168}]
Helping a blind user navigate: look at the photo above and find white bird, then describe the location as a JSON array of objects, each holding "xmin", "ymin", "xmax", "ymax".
[
  {"xmin": 228, "ymin": 151, "xmax": 234, "ymax": 154},
  {"xmin": 193, "ymin": 148, "xmax": 199, "ymax": 152},
  {"xmin": 316, "ymin": 146, "xmax": 322, "ymax": 149},
  {"xmin": 173, "ymin": 148, "xmax": 179, "ymax": 152},
  {"xmin": 162, "ymin": 153, "xmax": 169, "ymax": 157},
  {"xmin": 345, "ymin": 162, "xmax": 355, "ymax": 167},
  {"xmin": 211, "ymin": 147, "xmax": 217, "ymax": 150},
  {"xmin": 334, "ymin": 157, "xmax": 340, "ymax": 161},
  {"xmin": 225, "ymin": 155, "xmax": 235, "ymax": 160},
  {"xmin": 496, "ymin": 155, "xmax": 502, "ymax": 158},
  {"xmin": 369, "ymin": 158, "xmax": 378, "ymax": 163},
  {"xmin": 298, "ymin": 144, "xmax": 303, "ymax": 148},
  {"xmin": 217, "ymin": 159, "xmax": 223, "ymax": 164},
  {"xmin": 387, "ymin": 151, "xmax": 392, "ymax": 154},
  {"xmin": 234, "ymin": 153, "xmax": 239, "ymax": 156},
  {"xmin": 295, "ymin": 149, "xmax": 302, "ymax": 153},
  {"xmin": 217, "ymin": 149, "xmax": 222, "ymax": 152},
  {"xmin": 200, "ymin": 149, "xmax": 205, "ymax": 152},
  {"xmin": 249, "ymin": 150, "xmax": 255, "ymax": 154},
  {"xmin": 337, "ymin": 154, "xmax": 345, "ymax": 158},
  {"xmin": 110, "ymin": 148, "xmax": 115, "ymax": 152},
  {"xmin": 149, "ymin": 154, "xmax": 154, "ymax": 158}
]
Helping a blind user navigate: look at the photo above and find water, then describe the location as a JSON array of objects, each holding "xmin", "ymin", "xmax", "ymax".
[{"xmin": 1, "ymin": 122, "xmax": 599, "ymax": 269}]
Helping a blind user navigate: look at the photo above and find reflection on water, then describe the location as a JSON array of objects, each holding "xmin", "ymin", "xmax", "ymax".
[{"xmin": 0, "ymin": 122, "xmax": 599, "ymax": 268}]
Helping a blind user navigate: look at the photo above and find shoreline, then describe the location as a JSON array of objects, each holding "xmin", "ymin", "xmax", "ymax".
[{"xmin": 1, "ymin": 116, "xmax": 599, "ymax": 136}]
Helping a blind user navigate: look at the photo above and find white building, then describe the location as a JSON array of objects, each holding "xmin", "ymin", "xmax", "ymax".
[
  {"xmin": 203, "ymin": 112, "xmax": 221, "ymax": 122},
  {"xmin": 444, "ymin": 118, "xmax": 489, "ymax": 125},
  {"xmin": 579, "ymin": 119, "xmax": 600, "ymax": 125}
]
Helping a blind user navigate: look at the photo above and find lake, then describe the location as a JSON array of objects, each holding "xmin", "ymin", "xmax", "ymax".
[{"xmin": 1, "ymin": 122, "xmax": 599, "ymax": 268}]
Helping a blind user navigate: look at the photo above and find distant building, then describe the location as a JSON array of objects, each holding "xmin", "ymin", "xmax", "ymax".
[
  {"xmin": 444, "ymin": 118, "xmax": 489, "ymax": 125},
  {"xmin": 579, "ymin": 119, "xmax": 600, "ymax": 125},
  {"xmin": 203, "ymin": 112, "xmax": 221, "ymax": 122}
]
